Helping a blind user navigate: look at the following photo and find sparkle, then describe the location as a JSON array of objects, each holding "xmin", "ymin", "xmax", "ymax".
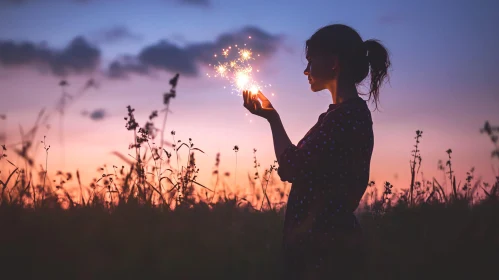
[
  {"xmin": 216, "ymin": 64, "xmax": 227, "ymax": 77},
  {"xmin": 249, "ymin": 85, "xmax": 259, "ymax": 94},
  {"xmin": 207, "ymin": 37, "xmax": 275, "ymax": 97},
  {"xmin": 235, "ymin": 70, "xmax": 250, "ymax": 89},
  {"xmin": 239, "ymin": 49, "xmax": 252, "ymax": 61}
]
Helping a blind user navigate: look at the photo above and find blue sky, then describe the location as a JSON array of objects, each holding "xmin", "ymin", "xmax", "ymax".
[{"xmin": 0, "ymin": 0, "xmax": 498, "ymax": 193}]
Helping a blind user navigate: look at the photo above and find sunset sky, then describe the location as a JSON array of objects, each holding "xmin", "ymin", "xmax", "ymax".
[{"xmin": 1, "ymin": 0, "xmax": 498, "ymax": 197}]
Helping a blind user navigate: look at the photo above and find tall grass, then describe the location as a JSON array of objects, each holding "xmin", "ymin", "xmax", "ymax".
[{"xmin": 0, "ymin": 74, "xmax": 498, "ymax": 279}]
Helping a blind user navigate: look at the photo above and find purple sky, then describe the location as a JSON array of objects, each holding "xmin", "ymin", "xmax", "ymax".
[{"xmin": 1, "ymin": 0, "xmax": 498, "ymax": 195}]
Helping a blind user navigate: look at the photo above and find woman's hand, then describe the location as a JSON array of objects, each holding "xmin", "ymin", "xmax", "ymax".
[{"xmin": 242, "ymin": 90, "xmax": 278, "ymax": 121}]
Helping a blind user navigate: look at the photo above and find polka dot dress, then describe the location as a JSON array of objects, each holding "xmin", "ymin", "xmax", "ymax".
[{"xmin": 278, "ymin": 96, "xmax": 373, "ymax": 279}]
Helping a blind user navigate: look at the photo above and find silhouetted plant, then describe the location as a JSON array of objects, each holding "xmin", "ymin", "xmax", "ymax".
[
  {"xmin": 233, "ymin": 145, "xmax": 239, "ymax": 193},
  {"xmin": 159, "ymin": 73, "xmax": 179, "ymax": 151},
  {"xmin": 480, "ymin": 121, "xmax": 499, "ymax": 159},
  {"xmin": 409, "ymin": 130, "xmax": 423, "ymax": 205},
  {"xmin": 445, "ymin": 148, "xmax": 459, "ymax": 200},
  {"xmin": 1, "ymin": 74, "xmax": 499, "ymax": 280}
]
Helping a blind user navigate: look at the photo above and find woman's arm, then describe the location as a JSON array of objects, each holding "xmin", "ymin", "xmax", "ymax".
[{"xmin": 267, "ymin": 113, "xmax": 293, "ymax": 166}]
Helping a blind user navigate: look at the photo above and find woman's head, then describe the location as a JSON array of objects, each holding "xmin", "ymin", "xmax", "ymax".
[{"xmin": 304, "ymin": 24, "xmax": 391, "ymax": 110}]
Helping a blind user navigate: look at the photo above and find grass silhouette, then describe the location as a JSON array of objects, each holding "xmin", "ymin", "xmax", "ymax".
[{"xmin": 0, "ymin": 74, "xmax": 498, "ymax": 280}]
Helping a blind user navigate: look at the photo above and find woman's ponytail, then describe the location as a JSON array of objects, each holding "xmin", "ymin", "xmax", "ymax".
[{"xmin": 364, "ymin": 39, "xmax": 391, "ymax": 111}]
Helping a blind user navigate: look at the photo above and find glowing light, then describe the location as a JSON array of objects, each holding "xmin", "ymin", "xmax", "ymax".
[
  {"xmin": 235, "ymin": 71, "xmax": 250, "ymax": 89},
  {"xmin": 239, "ymin": 49, "xmax": 252, "ymax": 61},
  {"xmin": 217, "ymin": 64, "xmax": 227, "ymax": 77},
  {"xmin": 249, "ymin": 85, "xmax": 259, "ymax": 94},
  {"xmin": 208, "ymin": 37, "xmax": 275, "ymax": 97}
]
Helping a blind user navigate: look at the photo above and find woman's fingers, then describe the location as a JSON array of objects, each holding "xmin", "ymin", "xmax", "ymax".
[
  {"xmin": 242, "ymin": 90, "xmax": 248, "ymax": 106},
  {"xmin": 255, "ymin": 98, "xmax": 263, "ymax": 111},
  {"xmin": 257, "ymin": 91, "xmax": 268, "ymax": 102},
  {"xmin": 253, "ymin": 95, "xmax": 260, "ymax": 110},
  {"xmin": 246, "ymin": 90, "xmax": 251, "ymax": 104},
  {"xmin": 243, "ymin": 90, "xmax": 254, "ymax": 112},
  {"xmin": 243, "ymin": 89, "xmax": 266, "ymax": 117}
]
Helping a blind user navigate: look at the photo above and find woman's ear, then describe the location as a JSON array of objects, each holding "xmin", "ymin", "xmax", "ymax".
[
  {"xmin": 328, "ymin": 54, "xmax": 340, "ymax": 78},
  {"xmin": 330, "ymin": 54, "xmax": 339, "ymax": 70}
]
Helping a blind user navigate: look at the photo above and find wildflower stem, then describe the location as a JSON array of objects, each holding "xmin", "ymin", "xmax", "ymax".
[
  {"xmin": 160, "ymin": 103, "xmax": 170, "ymax": 150},
  {"xmin": 235, "ymin": 152, "xmax": 237, "ymax": 189}
]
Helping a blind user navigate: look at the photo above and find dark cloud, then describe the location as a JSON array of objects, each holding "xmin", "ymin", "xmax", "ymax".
[
  {"xmin": 0, "ymin": 36, "xmax": 100, "ymax": 76},
  {"xmin": 91, "ymin": 26, "xmax": 143, "ymax": 45},
  {"xmin": 0, "ymin": 26, "xmax": 283, "ymax": 79},
  {"xmin": 138, "ymin": 40, "xmax": 199, "ymax": 76},
  {"xmin": 82, "ymin": 109, "xmax": 107, "ymax": 121},
  {"xmin": 107, "ymin": 55, "xmax": 150, "ymax": 79},
  {"xmin": 108, "ymin": 26, "xmax": 284, "ymax": 79}
]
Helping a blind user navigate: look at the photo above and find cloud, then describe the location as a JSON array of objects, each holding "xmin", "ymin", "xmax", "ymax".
[
  {"xmin": 82, "ymin": 109, "xmax": 107, "ymax": 121},
  {"xmin": 0, "ymin": 36, "xmax": 100, "ymax": 76},
  {"xmin": 108, "ymin": 26, "xmax": 284, "ymax": 79},
  {"xmin": 107, "ymin": 55, "xmax": 151, "ymax": 79},
  {"xmin": 0, "ymin": 26, "xmax": 283, "ymax": 79},
  {"xmin": 90, "ymin": 26, "xmax": 143, "ymax": 45}
]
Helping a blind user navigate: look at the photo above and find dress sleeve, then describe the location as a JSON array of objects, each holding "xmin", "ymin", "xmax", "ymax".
[{"xmin": 277, "ymin": 107, "xmax": 347, "ymax": 183}]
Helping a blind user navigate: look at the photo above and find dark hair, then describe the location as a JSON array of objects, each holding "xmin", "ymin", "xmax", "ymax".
[{"xmin": 306, "ymin": 24, "xmax": 391, "ymax": 110}]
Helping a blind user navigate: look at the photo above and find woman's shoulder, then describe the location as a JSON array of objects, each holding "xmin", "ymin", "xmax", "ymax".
[{"xmin": 322, "ymin": 100, "xmax": 371, "ymax": 123}]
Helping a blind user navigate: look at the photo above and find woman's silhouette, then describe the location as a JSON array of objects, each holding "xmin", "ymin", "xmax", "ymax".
[{"xmin": 243, "ymin": 24, "xmax": 391, "ymax": 279}]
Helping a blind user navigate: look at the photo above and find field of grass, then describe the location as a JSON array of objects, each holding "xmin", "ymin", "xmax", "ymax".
[{"xmin": 1, "ymin": 75, "xmax": 498, "ymax": 279}]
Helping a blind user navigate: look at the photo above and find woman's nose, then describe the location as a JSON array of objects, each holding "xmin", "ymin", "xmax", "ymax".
[{"xmin": 304, "ymin": 68, "xmax": 309, "ymax": 76}]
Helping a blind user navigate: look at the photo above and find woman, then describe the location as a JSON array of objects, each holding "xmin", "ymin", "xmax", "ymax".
[{"xmin": 243, "ymin": 24, "xmax": 391, "ymax": 279}]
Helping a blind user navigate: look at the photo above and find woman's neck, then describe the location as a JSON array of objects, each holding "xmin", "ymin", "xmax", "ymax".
[{"xmin": 328, "ymin": 80, "xmax": 358, "ymax": 105}]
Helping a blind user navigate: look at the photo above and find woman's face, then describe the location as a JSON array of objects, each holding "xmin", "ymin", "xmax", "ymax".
[{"xmin": 304, "ymin": 54, "xmax": 336, "ymax": 92}]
